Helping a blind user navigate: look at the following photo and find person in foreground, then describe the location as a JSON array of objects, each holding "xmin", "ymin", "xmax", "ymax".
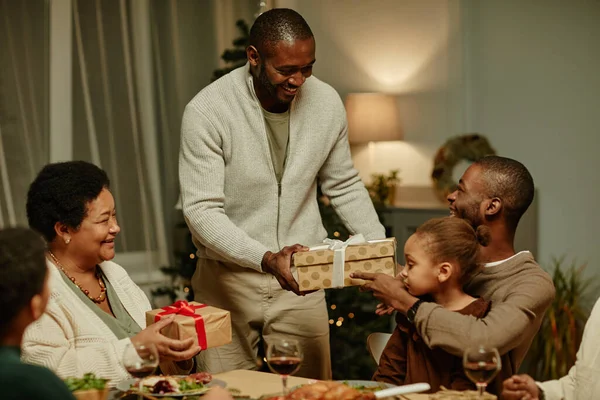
[
  {"xmin": 353, "ymin": 156, "xmax": 555, "ymax": 394},
  {"xmin": 502, "ymin": 296, "xmax": 600, "ymax": 400},
  {"xmin": 205, "ymin": 387, "xmax": 235, "ymax": 400},
  {"xmin": 179, "ymin": 8, "xmax": 384, "ymax": 379},
  {"xmin": 373, "ymin": 217, "xmax": 499, "ymax": 393},
  {"xmin": 21, "ymin": 161, "xmax": 199, "ymax": 383},
  {"xmin": 0, "ymin": 227, "xmax": 75, "ymax": 400}
]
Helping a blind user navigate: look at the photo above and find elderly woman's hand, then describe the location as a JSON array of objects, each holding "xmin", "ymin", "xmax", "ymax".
[{"xmin": 131, "ymin": 315, "xmax": 201, "ymax": 362}]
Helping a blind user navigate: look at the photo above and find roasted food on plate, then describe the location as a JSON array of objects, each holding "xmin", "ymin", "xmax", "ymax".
[{"xmin": 264, "ymin": 381, "xmax": 375, "ymax": 400}]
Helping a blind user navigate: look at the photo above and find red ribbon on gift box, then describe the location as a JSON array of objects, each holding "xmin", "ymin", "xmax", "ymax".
[{"xmin": 154, "ymin": 300, "xmax": 208, "ymax": 350}]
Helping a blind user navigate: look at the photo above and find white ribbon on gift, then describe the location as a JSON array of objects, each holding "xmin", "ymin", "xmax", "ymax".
[{"xmin": 321, "ymin": 234, "xmax": 367, "ymax": 288}]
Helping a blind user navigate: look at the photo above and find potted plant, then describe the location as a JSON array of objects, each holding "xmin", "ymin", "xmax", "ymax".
[
  {"xmin": 64, "ymin": 373, "xmax": 110, "ymax": 400},
  {"xmin": 524, "ymin": 257, "xmax": 596, "ymax": 381},
  {"xmin": 367, "ymin": 170, "xmax": 401, "ymax": 207}
]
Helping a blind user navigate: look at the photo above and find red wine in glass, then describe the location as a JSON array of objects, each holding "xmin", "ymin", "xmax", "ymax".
[
  {"xmin": 123, "ymin": 343, "xmax": 159, "ymax": 400},
  {"xmin": 266, "ymin": 339, "xmax": 303, "ymax": 395},
  {"xmin": 267, "ymin": 356, "xmax": 302, "ymax": 376},
  {"xmin": 126, "ymin": 365, "xmax": 157, "ymax": 379}
]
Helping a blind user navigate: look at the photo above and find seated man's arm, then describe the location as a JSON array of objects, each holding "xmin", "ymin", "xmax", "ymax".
[
  {"xmin": 414, "ymin": 276, "xmax": 554, "ymax": 357},
  {"xmin": 179, "ymin": 104, "xmax": 269, "ymax": 271}
]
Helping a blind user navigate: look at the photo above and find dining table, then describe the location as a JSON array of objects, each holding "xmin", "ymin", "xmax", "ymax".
[
  {"xmin": 110, "ymin": 369, "xmax": 434, "ymax": 399},
  {"xmin": 213, "ymin": 369, "xmax": 429, "ymax": 399}
]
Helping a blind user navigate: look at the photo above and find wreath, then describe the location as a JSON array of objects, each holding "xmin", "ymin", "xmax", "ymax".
[{"xmin": 431, "ymin": 134, "xmax": 496, "ymax": 201}]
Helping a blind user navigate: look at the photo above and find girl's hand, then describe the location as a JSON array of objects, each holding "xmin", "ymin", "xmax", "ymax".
[
  {"xmin": 351, "ymin": 271, "xmax": 418, "ymax": 314},
  {"xmin": 375, "ymin": 303, "xmax": 395, "ymax": 316}
]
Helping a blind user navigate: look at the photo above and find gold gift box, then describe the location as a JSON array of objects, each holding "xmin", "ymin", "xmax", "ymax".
[
  {"xmin": 146, "ymin": 301, "xmax": 232, "ymax": 350},
  {"xmin": 292, "ymin": 238, "xmax": 397, "ymax": 291}
]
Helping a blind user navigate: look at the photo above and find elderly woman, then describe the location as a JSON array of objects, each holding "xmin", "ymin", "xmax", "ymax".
[{"xmin": 21, "ymin": 161, "xmax": 200, "ymax": 383}]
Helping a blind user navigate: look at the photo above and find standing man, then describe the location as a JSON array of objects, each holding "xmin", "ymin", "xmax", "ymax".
[
  {"xmin": 179, "ymin": 8, "xmax": 384, "ymax": 379},
  {"xmin": 354, "ymin": 156, "xmax": 555, "ymax": 393}
]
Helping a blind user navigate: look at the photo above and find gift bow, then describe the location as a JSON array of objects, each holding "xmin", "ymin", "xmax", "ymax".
[
  {"xmin": 154, "ymin": 300, "xmax": 208, "ymax": 350},
  {"xmin": 322, "ymin": 234, "xmax": 366, "ymax": 288}
]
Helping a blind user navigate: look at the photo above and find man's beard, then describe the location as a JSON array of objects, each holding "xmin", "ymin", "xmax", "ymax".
[
  {"xmin": 257, "ymin": 66, "xmax": 287, "ymax": 104},
  {"xmin": 460, "ymin": 204, "xmax": 484, "ymax": 228}
]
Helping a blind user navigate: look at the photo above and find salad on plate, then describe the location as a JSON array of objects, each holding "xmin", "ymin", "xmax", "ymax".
[{"xmin": 122, "ymin": 372, "xmax": 214, "ymax": 397}]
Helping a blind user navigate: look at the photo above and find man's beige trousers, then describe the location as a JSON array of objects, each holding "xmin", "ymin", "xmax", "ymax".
[{"xmin": 192, "ymin": 259, "xmax": 332, "ymax": 380}]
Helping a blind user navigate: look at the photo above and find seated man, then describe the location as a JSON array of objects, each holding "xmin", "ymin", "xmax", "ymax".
[
  {"xmin": 502, "ymin": 296, "xmax": 600, "ymax": 400},
  {"xmin": 354, "ymin": 156, "xmax": 555, "ymax": 394},
  {"xmin": 0, "ymin": 227, "xmax": 75, "ymax": 400}
]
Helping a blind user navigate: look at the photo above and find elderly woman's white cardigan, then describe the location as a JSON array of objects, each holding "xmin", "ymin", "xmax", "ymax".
[{"xmin": 21, "ymin": 259, "xmax": 185, "ymax": 382}]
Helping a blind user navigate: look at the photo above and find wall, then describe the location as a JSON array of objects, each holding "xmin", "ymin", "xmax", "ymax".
[
  {"xmin": 276, "ymin": 0, "xmax": 600, "ymax": 271},
  {"xmin": 466, "ymin": 0, "xmax": 600, "ymax": 270},
  {"xmin": 277, "ymin": 0, "xmax": 463, "ymax": 186}
]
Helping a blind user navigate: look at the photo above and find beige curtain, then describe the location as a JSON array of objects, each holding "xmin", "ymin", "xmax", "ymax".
[
  {"xmin": 0, "ymin": 0, "xmax": 49, "ymax": 228},
  {"xmin": 72, "ymin": 0, "xmax": 161, "ymax": 254},
  {"xmin": 149, "ymin": 0, "xmax": 258, "ymax": 255}
]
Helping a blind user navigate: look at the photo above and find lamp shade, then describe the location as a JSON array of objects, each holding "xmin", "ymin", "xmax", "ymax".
[{"xmin": 345, "ymin": 93, "xmax": 403, "ymax": 144}]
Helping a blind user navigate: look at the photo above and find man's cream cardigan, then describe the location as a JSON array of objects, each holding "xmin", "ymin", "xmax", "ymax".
[
  {"xmin": 179, "ymin": 65, "xmax": 385, "ymax": 270},
  {"xmin": 21, "ymin": 261, "xmax": 184, "ymax": 383}
]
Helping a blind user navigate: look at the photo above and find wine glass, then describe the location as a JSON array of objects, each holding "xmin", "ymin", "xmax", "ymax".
[
  {"xmin": 463, "ymin": 345, "xmax": 501, "ymax": 397},
  {"xmin": 266, "ymin": 338, "xmax": 303, "ymax": 395},
  {"xmin": 123, "ymin": 342, "xmax": 159, "ymax": 399}
]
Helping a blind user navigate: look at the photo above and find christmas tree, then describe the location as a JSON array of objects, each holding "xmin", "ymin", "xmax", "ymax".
[
  {"xmin": 211, "ymin": 20, "xmax": 250, "ymax": 82},
  {"xmin": 151, "ymin": 221, "xmax": 196, "ymax": 303}
]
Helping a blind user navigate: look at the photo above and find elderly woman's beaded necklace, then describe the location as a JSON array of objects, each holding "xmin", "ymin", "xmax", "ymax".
[{"xmin": 48, "ymin": 251, "xmax": 107, "ymax": 304}]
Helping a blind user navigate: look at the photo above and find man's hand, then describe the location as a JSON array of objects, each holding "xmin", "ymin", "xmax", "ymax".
[
  {"xmin": 351, "ymin": 271, "xmax": 418, "ymax": 314},
  {"xmin": 502, "ymin": 374, "xmax": 541, "ymax": 400},
  {"xmin": 262, "ymin": 244, "xmax": 308, "ymax": 296},
  {"xmin": 374, "ymin": 267, "xmax": 407, "ymax": 315}
]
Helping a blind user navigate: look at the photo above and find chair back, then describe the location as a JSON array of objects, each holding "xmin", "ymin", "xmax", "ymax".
[{"xmin": 366, "ymin": 332, "xmax": 392, "ymax": 365}]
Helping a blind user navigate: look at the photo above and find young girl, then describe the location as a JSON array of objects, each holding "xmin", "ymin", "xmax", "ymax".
[{"xmin": 372, "ymin": 217, "xmax": 492, "ymax": 393}]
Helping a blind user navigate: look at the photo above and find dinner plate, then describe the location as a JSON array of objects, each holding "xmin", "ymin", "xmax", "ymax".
[
  {"xmin": 290, "ymin": 380, "xmax": 395, "ymax": 392},
  {"xmin": 115, "ymin": 376, "xmax": 226, "ymax": 397},
  {"xmin": 336, "ymin": 380, "xmax": 396, "ymax": 390}
]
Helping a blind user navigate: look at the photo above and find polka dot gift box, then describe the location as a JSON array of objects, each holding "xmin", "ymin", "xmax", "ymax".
[{"xmin": 292, "ymin": 237, "xmax": 397, "ymax": 291}]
